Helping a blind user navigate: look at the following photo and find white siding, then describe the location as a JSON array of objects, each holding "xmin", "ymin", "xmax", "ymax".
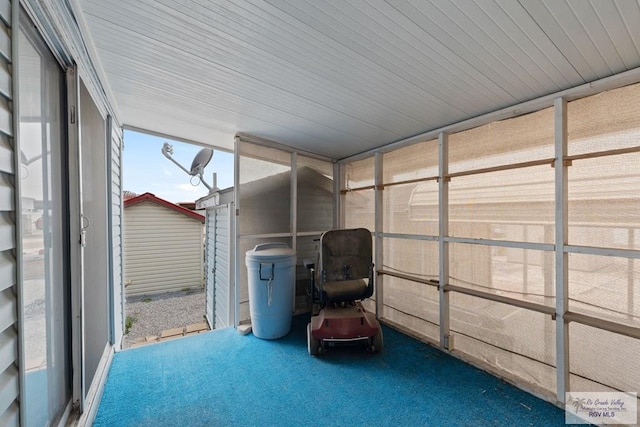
[
  {"xmin": 124, "ymin": 201, "xmax": 203, "ymax": 296},
  {"xmin": 213, "ymin": 206, "xmax": 231, "ymax": 328},
  {"xmin": 205, "ymin": 205, "xmax": 232, "ymax": 330},
  {"xmin": 109, "ymin": 124, "xmax": 123, "ymax": 346},
  {"xmin": 0, "ymin": 0, "xmax": 18, "ymax": 424}
]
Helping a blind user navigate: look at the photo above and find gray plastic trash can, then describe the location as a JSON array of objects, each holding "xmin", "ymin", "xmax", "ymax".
[{"xmin": 245, "ymin": 243, "xmax": 296, "ymax": 339}]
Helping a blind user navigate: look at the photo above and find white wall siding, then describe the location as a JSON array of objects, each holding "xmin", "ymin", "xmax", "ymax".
[
  {"xmin": 109, "ymin": 124, "xmax": 123, "ymax": 346},
  {"xmin": 124, "ymin": 201, "xmax": 203, "ymax": 296},
  {"xmin": 0, "ymin": 0, "xmax": 18, "ymax": 424},
  {"xmin": 213, "ymin": 206, "xmax": 231, "ymax": 329}
]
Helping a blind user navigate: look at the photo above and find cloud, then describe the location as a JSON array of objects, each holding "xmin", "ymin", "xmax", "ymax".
[{"xmin": 163, "ymin": 169, "xmax": 173, "ymax": 176}]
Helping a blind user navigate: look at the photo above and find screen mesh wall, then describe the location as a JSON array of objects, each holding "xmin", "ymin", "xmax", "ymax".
[
  {"xmin": 448, "ymin": 166, "xmax": 555, "ymax": 242},
  {"xmin": 568, "ymin": 83, "xmax": 640, "ymax": 156},
  {"xmin": 239, "ymin": 142, "xmax": 291, "ymax": 235},
  {"xmin": 383, "ymin": 139, "xmax": 438, "ymax": 183},
  {"xmin": 448, "ymin": 107, "xmax": 554, "ymax": 173},
  {"xmin": 450, "ymin": 294, "xmax": 557, "ymax": 397}
]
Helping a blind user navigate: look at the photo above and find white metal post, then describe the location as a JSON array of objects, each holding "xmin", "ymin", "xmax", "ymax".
[
  {"xmin": 291, "ymin": 151, "xmax": 297, "ymax": 312},
  {"xmin": 374, "ymin": 152, "xmax": 383, "ymax": 319},
  {"xmin": 439, "ymin": 133, "xmax": 451, "ymax": 349},
  {"xmin": 233, "ymin": 136, "xmax": 241, "ymax": 327},
  {"xmin": 67, "ymin": 65, "xmax": 86, "ymax": 410},
  {"xmin": 333, "ymin": 162, "xmax": 342, "ymax": 229},
  {"xmin": 554, "ymin": 97, "xmax": 570, "ymax": 405}
]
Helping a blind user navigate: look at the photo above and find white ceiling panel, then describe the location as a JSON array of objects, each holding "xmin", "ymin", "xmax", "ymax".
[{"xmin": 77, "ymin": 0, "xmax": 640, "ymax": 158}]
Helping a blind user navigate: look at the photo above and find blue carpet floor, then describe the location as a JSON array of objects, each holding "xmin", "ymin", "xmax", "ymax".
[{"xmin": 95, "ymin": 316, "xmax": 566, "ymax": 426}]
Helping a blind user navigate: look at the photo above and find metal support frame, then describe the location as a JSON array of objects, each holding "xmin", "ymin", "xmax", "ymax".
[
  {"xmin": 291, "ymin": 152, "xmax": 297, "ymax": 312},
  {"xmin": 67, "ymin": 64, "xmax": 86, "ymax": 410},
  {"xmin": 105, "ymin": 115, "xmax": 115, "ymax": 346},
  {"xmin": 374, "ymin": 152, "xmax": 383, "ymax": 319},
  {"xmin": 233, "ymin": 136, "xmax": 241, "ymax": 327},
  {"xmin": 438, "ymin": 132, "xmax": 451, "ymax": 349},
  {"xmin": 334, "ymin": 162, "xmax": 343, "ymax": 229},
  {"xmin": 554, "ymin": 97, "xmax": 569, "ymax": 404}
]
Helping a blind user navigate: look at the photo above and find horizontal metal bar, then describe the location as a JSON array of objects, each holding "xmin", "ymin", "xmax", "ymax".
[
  {"xmin": 565, "ymin": 312, "xmax": 640, "ymax": 340},
  {"xmin": 446, "ymin": 158, "xmax": 554, "ymax": 179},
  {"xmin": 564, "ymin": 245, "xmax": 640, "ymax": 259},
  {"xmin": 124, "ymin": 125, "xmax": 234, "ymax": 153},
  {"xmin": 446, "ymin": 236, "xmax": 555, "ymax": 251},
  {"xmin": 340, "ymin": 184, "xmax": 376, "ymax": 194},
  {"xmin": 379, "ymin": 233, "xmax": 439, "ymax": 242},
  {"xmin": 236, "ymin": 133, "xmax": 334, "ymax": 162},
  {"xmin": 377, "ymin": 269, "xmax": 439, "ymax": 287},
  {"xmin": 296, "ymin": 231, "xmax": 324, "ymax": 237},
  {"xmin": 444, "ymin": 284, "xmax": 556, "ymax": 316},
  {"xmin": 565, "ymin": 145, "xmax": 640, "ymax": 162},
  {"xmin": 238, "ymin": 233, "xmax": 293, "ymax": 239},
  {"xmin": 382, "ymin": 175, "xmax": 439, "ymax": 188}
]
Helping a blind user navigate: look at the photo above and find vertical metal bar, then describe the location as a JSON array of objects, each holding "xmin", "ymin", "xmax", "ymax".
[
  {"xmin": 67, "ymin": 65, "xmax": 86, "ymax": 410},
  {"xmin": 554, "ymin": 97, "xmax": 569, "ymax": 405},
  {"xmin": 228, "ymin": 202, "xmax": 235, "ymax": 326},
  {"xmin": 629, "ymin": 229, "xmax": 635, "ymax": 321},
  {"xmin": 333, "ymin": 162, "xmax": 341, "ymax": 229},
  {"xmin": 374, "ymin": 152, "xmax": 383, "ymax": 319},
  {"xmin": 290, "ymin": 151, "xmax": 297, "ymax": 312},
  {"xmin": 439, "ymin": 132, "xmax": 451, "ymax": 349},
  {"xmin": 105, "ymin": 115, "xmax": 115, "ymax": 346},
  {"xmin": 233, "ymin": 136, "xmax": 241, "ymax": 328}
]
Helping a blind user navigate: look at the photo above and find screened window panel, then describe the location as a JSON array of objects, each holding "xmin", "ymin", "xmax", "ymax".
[
  {"xmin": 449, "ymin": 243, "xmax": 555, "ymax": 306},
  {"xmin": 239, "ymin": 142, "xmax": 291, "ymax": 235},
  {"xmin": 382, "ymin": 139, "xmax": 438, "ymax": 183},
  {"xmin": 382, "ymin": 276, "xmax": 440, "ymax": 344},
  {"xmin": 449, "ymin": 166, "xmax": 555, "ymax": 242},
  {"xmin": 568, "ymin": 153, "xmax": 640, "ymax": 250},
  {"xmin": 570, "ymin": 323, "xmax": 640, "ymax": 401},
  {"xmin": 568, "ymin": 83, "xmax": 640, "ymax": 156},
  {"xmin": 450, "ymin": 294, "xmax": 557, "ymax": 396},
  {"xmin": 383, "ymin": 238, "xmax": 438, "ymax": 281},
  {"xmin": 383, "ymin": 182, "xmax": 438, "ymax": 235},
  {"xmin": 344, "ymin": 156, "xmax": 374, "ymax": 189},
  {"xmin": 568, "ymin": 253, "xmax": 640, "ymax": 328},
  {"xmin": 343, "ymin": 189, "xmax": 374, "ymax": 231},
  {"xmin": 448, "ymin": 107, "xmax": 554, "ymax": 174},
  {"xmin": 297, "ymin": 156, "xmax": 333, "ymax": 233}
]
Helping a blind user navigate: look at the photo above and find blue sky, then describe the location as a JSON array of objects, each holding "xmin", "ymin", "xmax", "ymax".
[{"xmin": 122, "ymin": 130, "xmax": 234, "ymax": 203}]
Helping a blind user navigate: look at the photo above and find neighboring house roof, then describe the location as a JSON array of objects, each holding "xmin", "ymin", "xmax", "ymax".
[{"xmin": 124, "ymin": 192, "xmax": 205, "ymax": 223}]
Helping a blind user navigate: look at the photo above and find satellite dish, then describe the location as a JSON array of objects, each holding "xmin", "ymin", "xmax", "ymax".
[
  {"xmin": 161, "ymin": 142, "xmax": 216, "ymax": 193},
  {"xmin": 189, "ymin": 148, "xmax": 214, "ymax": 176}
]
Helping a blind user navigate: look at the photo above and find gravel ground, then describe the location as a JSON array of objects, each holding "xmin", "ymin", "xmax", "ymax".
[{"xmin": 123, "ymin": 288, "xmax": 206, "ymax": 348}]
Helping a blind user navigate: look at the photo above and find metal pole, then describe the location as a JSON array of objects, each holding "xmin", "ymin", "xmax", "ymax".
[
  {"xmin": 554, "ymin": 97, "xmax": 569, "ymax": 405},
  {"xmin": 439, "ymin": 132, "xmax": 451, "ymax": 350},
  {"xmin": 374, "ymin": 152, "xmax": 383, "ymax": 319}
]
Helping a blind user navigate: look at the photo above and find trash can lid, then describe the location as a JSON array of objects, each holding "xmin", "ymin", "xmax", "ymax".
[{"xmin": 246, "ymin": 242, "xmax": 296, "ymax": 262}]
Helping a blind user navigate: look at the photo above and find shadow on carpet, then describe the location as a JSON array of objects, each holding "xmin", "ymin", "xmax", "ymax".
[{"xmin": 95, "ymin": 316, "xmax": 566, "ymax": 426}]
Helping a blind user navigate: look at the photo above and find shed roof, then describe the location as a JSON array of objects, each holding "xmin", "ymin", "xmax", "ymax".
[{"xmin": 124, "ymin": 192, "xmax": 205, "ymax": 223}]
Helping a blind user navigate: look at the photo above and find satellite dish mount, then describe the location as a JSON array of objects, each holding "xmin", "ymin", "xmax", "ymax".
[{"xmin": 161, "ymin": 142, "xmax": 216, "ymax": 192}]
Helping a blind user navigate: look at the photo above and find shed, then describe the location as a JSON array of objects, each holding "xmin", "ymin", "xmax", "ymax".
[{"xmin": 124, "ymin": 192, "xmax": 205, "ymax": 296}]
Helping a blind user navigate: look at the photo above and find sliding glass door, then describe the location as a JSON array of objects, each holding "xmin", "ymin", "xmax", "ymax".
[{"xmin": 19, "ymin": 14, "xmax": 71, "ymax": 426}]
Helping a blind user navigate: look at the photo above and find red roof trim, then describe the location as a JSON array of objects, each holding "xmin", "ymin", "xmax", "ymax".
[{"xmin": 124, "ymin": 192, "xmax": 205, "ymax": 223}]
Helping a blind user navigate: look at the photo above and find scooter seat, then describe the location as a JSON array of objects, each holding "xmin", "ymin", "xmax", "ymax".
[{"xmin": 322, "ymin": 279, "xmax": 368, "ymax": 303}]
